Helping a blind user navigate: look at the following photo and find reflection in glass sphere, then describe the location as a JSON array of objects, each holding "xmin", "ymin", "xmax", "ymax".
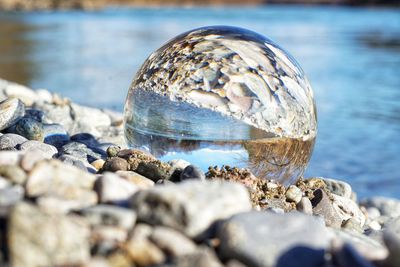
[{"xmin": 124, "ymin": 26, "xmax": 317, "ymax": 184}]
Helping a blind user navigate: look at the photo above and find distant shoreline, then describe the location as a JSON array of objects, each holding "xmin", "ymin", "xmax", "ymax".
[{"xmin": 0, "ymin": 0, "xmax": 399, "ymax": 11}]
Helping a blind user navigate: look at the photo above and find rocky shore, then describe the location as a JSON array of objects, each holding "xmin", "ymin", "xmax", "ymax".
[{"xmin": 0, "ymin": 78, "xmax": 399, "ymax": 267}]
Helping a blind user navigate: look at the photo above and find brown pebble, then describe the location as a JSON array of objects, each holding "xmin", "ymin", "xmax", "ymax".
[{"xmin": 102, "ymin": 157, "xmax": 129, "ymax": 172}]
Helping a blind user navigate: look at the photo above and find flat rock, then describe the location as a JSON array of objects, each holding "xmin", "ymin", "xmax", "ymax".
[
  {"xmin": 311, "ymin": 189, "xmax": 344, "ymax": 228},
  {"xmin": 8, "ymin": 202, "xmax": 90, "ymax": 267},
  {"xmin": 218, "ymin": 211, "xmax": 332, "ymax": 267},
  {"xmin": 19, "ymin": 140, "xmax": 58, "ymax": 158},
  {"xmin": 80, "ymin": 205, "xmax": 137, "ymax": 230},
  {"xmin": 150, "ymin": 226, "xmax": 197, "ymax": 257},
  {"xmin": 116, "ymin": 170, "xmax": 155, "ymax": 189},
  {"xmin": 0, "ymin": 98, "xmax": 25, "ymax": 131},
  {"xmin": 131, "ymin": 180, "xmax": 251, "ymax": 238},
  {"xmin": 0, "ymin": 165, "xmax": 27, "ymax": 184},
  {"xmin": 94, "ymin": 172, "xmax": 139, "ymax": 203},
  {"xmin": 26, "ymin": 160, "xmax": 97, "ymax": 208},
  {"xmin": 60, "ymin": 141, "xmax": 106, "ymax": 163},
  {"xmin": 331, "ymin": 228, "xmax": 388, "ymax": 261},
  {"xmin": 0, "ymin": 133, "xmax": 27, "ymax": 150}
]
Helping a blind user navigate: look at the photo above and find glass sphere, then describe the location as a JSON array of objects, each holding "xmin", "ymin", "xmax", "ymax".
[{"xmin": 124, "ymin": 26, "xmax": 317, "ymax": 184}]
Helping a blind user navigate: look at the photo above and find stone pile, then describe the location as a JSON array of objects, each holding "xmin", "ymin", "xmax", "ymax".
[{"xmin": 0, "ymin": 78, "xmax": 399, "ymax": 267}]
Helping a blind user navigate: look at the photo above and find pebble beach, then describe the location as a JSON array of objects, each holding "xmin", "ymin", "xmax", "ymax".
[{"xmin": 0, "ymin": 78, "xmax": 399, "ymax": 267}]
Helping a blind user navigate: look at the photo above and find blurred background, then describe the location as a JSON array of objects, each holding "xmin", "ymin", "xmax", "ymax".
[{"xmin": 0, "ymin": 0, "xmax": 399, "ymax": 198}]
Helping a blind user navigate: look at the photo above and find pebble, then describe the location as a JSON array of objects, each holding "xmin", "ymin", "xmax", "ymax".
[
  {"xmin": 43, "ymin": 123, "xmax": 70, "ymax": 148},
  {"xmin": 0, "ymin": 98, "xmax": 25, "ymax": 131},
  {"xmin": 149, "ymin": 226, "xmax": 197, "ymax": 257},
  {"xmin": 0, "ymin": 185, "xmax": 24, "ymax": 207},
  {"xmin": 332, "ymin": 194, "xmax": 366, "ymax": 227},
  {"xmin": 71, "ymin": 133, "xmax": 100, "ymax": 148},
  {"xmin": 169, "ymin": 158, "xmax": 191, "ymax": 181},
  {"xmin": 131, "ymin": 180, "xmax": 251, "ymax": 238},
  {"xmin": 91, "ymin": 159, "xmax": 105, "ymax": 170},
  {"xmin": 123, "ymin": 224, "xmax": 166, "ymax": 266},
  {"xmin": 342, "ymin": 218, "xmax": 364, "ymax": 233},
  {"xmin": 102, "ymin": 157, "xmax": 129, "ymax": 172},
  {"xmin": 116, "ymin": 170, "xmax": 155, "ymax": 189},
  {"xmin": 322, "ymin": 178, "xmax": 353, "ymax": 199},
  {"xmin": 0, "ymin": 176, "xmax": 11, "ymax": 189},
  {"xmin": 180, "ymin": 165, "xmax": 206, "ymax": 181},
  {"xmin": 311, "ymin": 189, "xmax": 344, "ymax": 228},
  {"xmin": 0, "ymin": 150, "xmax": 23, "ymax": 165},
  {"xmin": 24, "ymin": 108, "xmax": 45, "ymax": 122},
  {"xmin": 26, "ymin": 160, "xmax": 97, "ymax": 208},
  {"xmin": 331, "ymin": 228, "xmax": 388, "ymax": 261},
  {"xmin": 218, "ymin": 211, "xmax": 332, "ymax": 267},
  {"xmin": 0, "ymin": 133, "xmax": 28, "ymax": 150},
  {"xmin": 285, "ymin": 185, "xmax": 302, "ymax": 203},
  {"xmin": 8, "ymin": 202, "xmax": 90, "ymax": 267},
  {"xmin": 106, "ymin": 145, "xmax": 121, "ymax": 157},
  {"xmin": 80, "ymin": 205, "xmax": 137, "ymax": 230},
  {"xmin": 15, "ymin": 117, "xmax": 44, "ymax": 141},
  {"xmin": 172, "ymin": 247, "xmax": 223, "ymax": 267},
  {"xmin": 60, "ymin": 141, "xmax": 106, "ymax": 163},
  {"xmin": 0, "ymin": 165, "xmax": 27, "ymax": 184},
  {"xmin": 135, "ymin": 160, "xmax": 173, "ymax": 182},
  {"xmin": 296, "ymin": 197, "xmax": 313, "ymax": 215},
  {"xmin": 19, "ymin": 140, "xmax": 58, "ymax": 158},
  {"xmin": 360, "ymin": 197, "xmax": 400, "ymax": 218},
  {"xmin": 5, "ymin": 82, "xmax": 38, "ymax": 105},
  {"xmin": 94, "ymin": 172, "xmax": 139, "ymax": 203},
  {"xmin": 57, "ymin": 154, "xmax": 88, "ymax": 171}
]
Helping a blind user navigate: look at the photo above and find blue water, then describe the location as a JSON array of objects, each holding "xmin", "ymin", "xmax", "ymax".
[{"xmin": 0, "ymin": 6, "xmax": 399, "ymax": 198}]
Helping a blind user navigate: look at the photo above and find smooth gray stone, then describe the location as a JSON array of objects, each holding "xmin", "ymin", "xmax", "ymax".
[
  {"xmin": 131, "ymin": 180, "xmax": 251, "ymax": 238},
  {"xmin": 60, "ymin": 141, "xmax": 106, "ymax": 163},
  {"xmin": 180, "ymin": 165, "xmax": 205, "ymax": 181},
  {"xmin": 0, "ymin": 133, "xmax": 27, "ymax": 150},
  {"xmin": 19, "ymin": 140, "xmax": 58, "ymax": 158},
  {"xmin": 322, "ymin": 178, "xmax": 352, "ymax": 199},
  {"xmin": 311, "ymin": 189, "xmax": 343, "ymax": 228},
  {"xmin": 218, "ymin": 211, "xmax": 331, "ymax": 267},
  {"xmin": 0, "ymin": 98, "xmax": 25, "ymax": 131},
  {"xmin": 360, "ymin": 197, "xmax": 400, "ymax": 218},
  {"xmin": 57, "ymin": 154, "xmax": 87, "ymax": 171},
  {"xmin": 331, "ymin": 229, "xmax": 388, "ymax": 261},
  {"xmin": 94, "ymin": 172, "xmax": 139, "ymax": 203},
  {"xmin": 296, "ymin": 197, "xmax": 313, "ymax": 215},
  {"xmin": 80, "ymin": 205, "xmax": 136, "ymax": 230},
  {"xmin": 15, "ymin": 117, "xmax": 44, "ymax": 141},
  {"xmin": 8, "ymin": 202, "xmax": 90, "ymax": 267}
]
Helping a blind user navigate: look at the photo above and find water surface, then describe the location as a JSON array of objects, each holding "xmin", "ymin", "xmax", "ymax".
[{"xmin": 0, "ymin": 6, "xmax": 399, "ymax": 198}]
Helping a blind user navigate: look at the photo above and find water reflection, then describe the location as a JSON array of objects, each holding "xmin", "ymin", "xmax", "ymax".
[{"xmin": 0, "ymin": 17, "xmax": 37, "ymax": 85}]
